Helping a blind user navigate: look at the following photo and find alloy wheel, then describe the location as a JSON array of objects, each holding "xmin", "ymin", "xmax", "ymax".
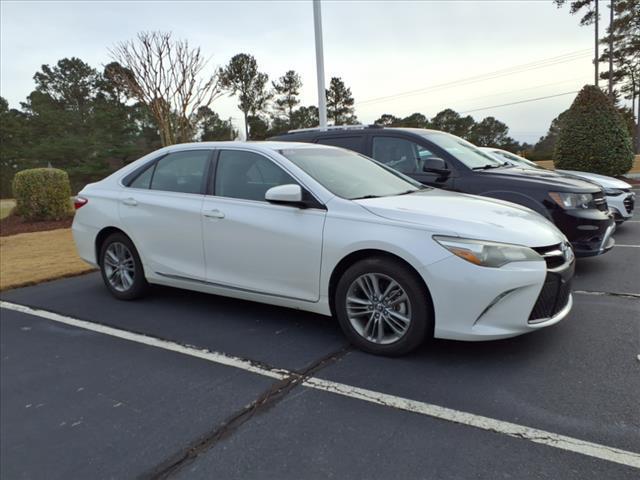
[
  {"xmin": 103, "ymin": 242, "xmax": 136, "ymax": 292},
  {"xmin": 346, "ymin": 273, "xmax": 412, "ymax": 345}
]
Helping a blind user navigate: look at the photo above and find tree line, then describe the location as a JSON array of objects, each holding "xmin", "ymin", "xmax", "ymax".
[
  {"xmin": 554, "ymin": 0, "xmax": 639, "ymax": 150},
  {"xmin": 2, "ymin": 5, "xmax": 637, "ymax": 198},
  {"xmin": 0, "ymin": 31, "xmax": 526, "ymax": 198}
]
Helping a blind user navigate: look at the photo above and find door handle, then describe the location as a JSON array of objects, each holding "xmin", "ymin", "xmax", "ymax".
[
  {"xmin": 122, "ymin": 197, "xmax": 138, "ymax": 207},
  {"xmin": 203, "ymin": 209, "xmax": 225, "ymax": 219}
]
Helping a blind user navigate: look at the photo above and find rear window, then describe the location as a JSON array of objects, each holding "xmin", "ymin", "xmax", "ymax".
[{"xmin": 316, "ymin": 136, "xmax": 364, "ymax": 153}]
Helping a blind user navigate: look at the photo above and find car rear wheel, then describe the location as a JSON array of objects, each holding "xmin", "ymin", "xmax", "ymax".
[
  {"xmin": 335, "ymin": 257, "xmax": 432, "ymax": 356},
  {"xmin": 99, "ymin": 232, "xmax": 147, "ymax": 300}
]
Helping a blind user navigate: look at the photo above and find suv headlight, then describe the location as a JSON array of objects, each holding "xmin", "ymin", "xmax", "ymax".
[
  {"xmin": 603, "ymin": 188, "xmax": 624, "ymax": 196},
  {"xmin": 433, "ymin": 236, "xmax": 541, "ymax": 268},
  {"xmin": 549, "ymin": 192, "xmax": 593, "ymax": 209}
]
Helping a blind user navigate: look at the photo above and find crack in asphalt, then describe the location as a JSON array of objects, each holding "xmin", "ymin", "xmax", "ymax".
[{"xmin": 139, "ymin": 345, "xmax": 351, "ymax": 480}]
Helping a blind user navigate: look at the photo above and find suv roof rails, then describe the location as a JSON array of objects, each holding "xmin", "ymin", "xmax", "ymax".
[{"xmin": 286, "ymin": 124, "xmax": 382, "ymax": 134}]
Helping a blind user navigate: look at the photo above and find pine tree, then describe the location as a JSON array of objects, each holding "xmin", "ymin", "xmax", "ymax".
[
  {"xmin": 219, "ymin": 54, "xmax": 271, "ymax": 139},
  {"xmin": 326, "ymin": 77, "xmax": 357, "ymax": 125},
  {"xmin": 272, "ymin": 70, "xmax": 302, "ymax": 128}
]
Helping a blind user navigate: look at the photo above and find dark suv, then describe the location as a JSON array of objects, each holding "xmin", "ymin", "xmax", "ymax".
[{"xmin": 272, "ymin": 126, "xmax": 615, "ymax": 257}]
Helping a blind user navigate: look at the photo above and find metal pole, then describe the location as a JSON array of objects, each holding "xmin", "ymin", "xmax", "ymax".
[
  {"xmin": 608, "ymin": 0, "xmax": 614, "ymax": 97},
  {"xmin": 595, "ymin": 0, "xmax": 599, "ymax": 86},
  {"xmin": 313, "ymin": 0, "xmax": 328, "ymax": 129}
]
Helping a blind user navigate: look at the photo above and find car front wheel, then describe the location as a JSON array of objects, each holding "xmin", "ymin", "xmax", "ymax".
[
  {"xmin": 99, "ymin": 232, "xmax": 147, "ymax": 300},
  {"xmin": 335, "ymin": 257, "xmax": 433, "ymax": 356}
]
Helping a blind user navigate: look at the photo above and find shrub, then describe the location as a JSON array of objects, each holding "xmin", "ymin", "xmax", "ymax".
[
  {"xmin": 12, "ymin": 168, "xmax": 72, "ymax": 221},
  {"xmin": 554, "ymin": 85, "xmax": 634, "ymax": 176}
]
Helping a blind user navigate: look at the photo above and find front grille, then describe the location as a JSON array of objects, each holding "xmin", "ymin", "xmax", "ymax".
[
  {"xmin": 593, "ymin": 191, "xmax": 608, "ymax": 212},
  {"xmin": 529, "ymin": 273, "xmax": 572, "ymax": 323},
  {"xmin": 623, "ymin": 195, "xmax": 635, "ymax": 214},
  {"xmin": 532, "ymin": 243, "xmax": 567, "ymax": 270}
]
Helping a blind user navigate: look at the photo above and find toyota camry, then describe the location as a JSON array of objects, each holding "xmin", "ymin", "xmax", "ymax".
[{"xmin": 72, "ymin": 142, "xmax": 575, "ymax": 355}]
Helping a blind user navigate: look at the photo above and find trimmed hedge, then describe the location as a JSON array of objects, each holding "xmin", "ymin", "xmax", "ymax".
[
  {"xmin": 12, "ymin": 168, "xmax": 72, "ymax": 221},
  {"xmin": 555, "ymin": 85, "xmax": 634, "ymax": 176}
]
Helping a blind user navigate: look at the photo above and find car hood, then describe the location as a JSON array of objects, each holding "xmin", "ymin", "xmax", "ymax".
[
  {"xmin": 555, "ymin": 169, "xmax": 631, "ymax": 189},
  {"xmin": 477, "ymin": 166, "xmax": 602, "ymax": 193},
  {"xmin": 356, "ymin": 189, "xmax": 566, "ymax": 248}
]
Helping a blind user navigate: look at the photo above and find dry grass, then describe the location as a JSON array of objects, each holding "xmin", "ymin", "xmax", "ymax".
[
  {"xmin": 0, "ymin": 199, "xmax": 16, "ymax": 219},
  {"xmin": 535, "ymin": 155, "xmax": 640, "ymax": 173},
  {"xmin": 0, "ymin": 228, "xmax": 95, "ymax": 291}
]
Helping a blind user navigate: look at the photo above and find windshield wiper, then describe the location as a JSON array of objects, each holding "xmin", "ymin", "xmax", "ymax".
[
  {"xmin": 351, "ymin": 194, "xmax": 383, "ymax": 200},
  {"xmin": 472, "ymin": 164, "xmax": 503, "ymax": 170},
  {"xmin": 396, "ymin": 188, "xmax": 423, "ymax": 196}
]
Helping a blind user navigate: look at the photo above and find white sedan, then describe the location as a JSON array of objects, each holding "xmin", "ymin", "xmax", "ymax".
[
  {"xmin": 481, "ymin": 147, "xmax": 635, "ymax": 224},
  {"xmin": 73, "ymin": 142, "xmax": 574, "ymax": 355}
]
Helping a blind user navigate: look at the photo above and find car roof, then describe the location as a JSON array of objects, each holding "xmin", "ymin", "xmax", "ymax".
[
  {"xmin": 157, "ymin": 141, "xmax": 326, "ymax": 155},
  {"xmin": 273, "ymin": 126, "xmax": 445, "ymax": 138}
]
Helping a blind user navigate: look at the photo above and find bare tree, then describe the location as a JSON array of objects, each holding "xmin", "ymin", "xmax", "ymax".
[{"xmin": 109, "ymin": 31, "xmax": 222, "ymax": 146}]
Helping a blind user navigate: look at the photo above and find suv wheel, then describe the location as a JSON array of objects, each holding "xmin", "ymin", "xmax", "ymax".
[
  {"xmin": 335, "ymin": 257, "xmax": 432, "ymax": 356},
  {"xmin": 99, "ymin": 232, "xmax": 147, "ymax": 300}
]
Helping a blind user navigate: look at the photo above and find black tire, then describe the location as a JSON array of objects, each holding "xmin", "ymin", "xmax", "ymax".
[
  {"xmin": 99, "ymin": 232, "xmax": 148, "ymax": 300},
  {"xmin": 334, "ymin": 256, "xmax": 433, "ymax": 356}
]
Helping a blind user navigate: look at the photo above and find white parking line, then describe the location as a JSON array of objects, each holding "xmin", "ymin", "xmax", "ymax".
[
  {"xmin": 574, "ymin": 290, "xmax": 640, "ymax": 299},
  {"xmin": 304, "ymin": 377, "xmax": 640, "ymax": 469},
  {"xmin": 1, "ymin": 300, "xmax": 639, "ymax": 470},
  {"xmin": 0, "ymin": 301, "xmax": 289, "ymax": 381},
  {"xmin": 615, "ymin": 244, "xmax": 640, "ymax": 248}
]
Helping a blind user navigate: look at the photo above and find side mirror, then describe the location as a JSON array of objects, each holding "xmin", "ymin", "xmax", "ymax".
[
  {"xmin": 423, "ymin": 157, "xmax": 450, "ymax": 176},
  {"xmin": 265, "ymin": 184, "xmax": 303, "ymax": 206}
]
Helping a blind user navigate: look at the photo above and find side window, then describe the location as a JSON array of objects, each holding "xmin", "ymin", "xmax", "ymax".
[
  {"xmin": 129, "ymin": 164, "xmax": 155, "ymax": 189},
  {"xmin": 150, "ymin": 150, "xmax": 210, "ymax": 194},
  {"xmin": 214, "ymin": 150, "xmax": 297, "ymax": 202},
  {"xmin": 316, "ymin": 136, "xmax": 364, "ymax": 153},
  {"xmin": 372, "ymin": 137, "xmax": 435, "ymax": 174}
]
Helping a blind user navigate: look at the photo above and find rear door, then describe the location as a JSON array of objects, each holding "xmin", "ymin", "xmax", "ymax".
[{"xmin": 119, "ymin": 149, "xmax": 212, "ymax": 280}]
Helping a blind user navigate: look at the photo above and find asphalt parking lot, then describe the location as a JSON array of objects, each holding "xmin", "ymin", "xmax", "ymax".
[{"xmin": 1, "ymin": 206, "xmax": 639, "ymax": 479}]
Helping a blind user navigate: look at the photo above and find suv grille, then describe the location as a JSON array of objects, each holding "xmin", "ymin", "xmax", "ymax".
[
  {"xmin": 529, "ymin": 273, "xmax": 572, "ymax": 323},
  {"xmin": 593, "ymin": 191, "xmax": 608, "ymax": 212},
  {"xmin": 623, "ymin": 195, "xmax": 635, "ymax": 214}
]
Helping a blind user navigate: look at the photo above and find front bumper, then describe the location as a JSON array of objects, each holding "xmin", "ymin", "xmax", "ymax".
[
  {"xmin": 551, "ymin": 208, "xmax": 616, "ymax": 257},
  {"xmin": 420, "ymin": 248, "xmax": 574, "ymax": 341}
]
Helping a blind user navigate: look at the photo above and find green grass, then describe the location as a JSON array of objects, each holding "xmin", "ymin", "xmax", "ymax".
[{"xmin": 0, "ymin": 199, "xmax": 16, "ymax": 219}]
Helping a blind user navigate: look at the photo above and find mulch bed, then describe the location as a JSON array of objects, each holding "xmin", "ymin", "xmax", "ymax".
[{"xmin": 0, "ymin": 215, "xmax": 74, "ymax": 237}]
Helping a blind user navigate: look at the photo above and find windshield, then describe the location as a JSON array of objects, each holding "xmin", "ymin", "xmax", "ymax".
[
  {"xmin": 421, "ymin": 132, "xmax": 503, "ymax": 169},
  {"xmin": 491, "ymin": 150, "xmax": 541, "ymax": 168},
  {"xmin": 279, "ymin": 147, "xmax": 423, "ymax": 200}
]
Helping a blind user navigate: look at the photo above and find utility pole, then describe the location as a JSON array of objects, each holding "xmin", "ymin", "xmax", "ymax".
[
  {"xmin": 608, "ymin": 0, "xmax": 614, "ymax": 97},
  {"xmin": 313, "ymin": 0, "xmax": 328, "ymax": 129},
  {"xmin": 594, "ymin": 0, "xmax": 599, "ymax": 86}
]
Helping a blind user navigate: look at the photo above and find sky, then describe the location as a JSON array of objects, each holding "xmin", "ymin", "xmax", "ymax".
[{"xmin": 0, "ymin": 0, "xmax": 603, "ymax": 144}]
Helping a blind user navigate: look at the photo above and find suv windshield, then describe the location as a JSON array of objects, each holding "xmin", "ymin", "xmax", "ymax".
[
  {"xmin": 279, "ymin": 147, "xmax": 424, "ymax": 200},
  {"xmin": 422, "ymin": 132, "xmax": 504, "ymax": 170},
  {"xmin": 492, "ymin": 150, "xmax": 542, "ymax": 169}
]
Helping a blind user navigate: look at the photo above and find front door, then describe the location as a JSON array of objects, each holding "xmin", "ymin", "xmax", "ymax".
[
  {"xmin": 370, "ymin": 135, "xmax": 455, "ymax": 188},
  {"xmin": 202, "ymin": 149, "xmax": 326, "ymax": 302}
]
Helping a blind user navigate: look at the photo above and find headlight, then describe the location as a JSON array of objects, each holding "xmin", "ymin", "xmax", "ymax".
[
  {"xmin": 603, "ymin": 188, "xmax": 624, "ymax": 196},
  {"xmin": 549, "ymin": 192, "xmax": 593, "ymax": 209},
  {"xmin": 433, "ymin": 236, "xmax": 541, "ymax": 268}
]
